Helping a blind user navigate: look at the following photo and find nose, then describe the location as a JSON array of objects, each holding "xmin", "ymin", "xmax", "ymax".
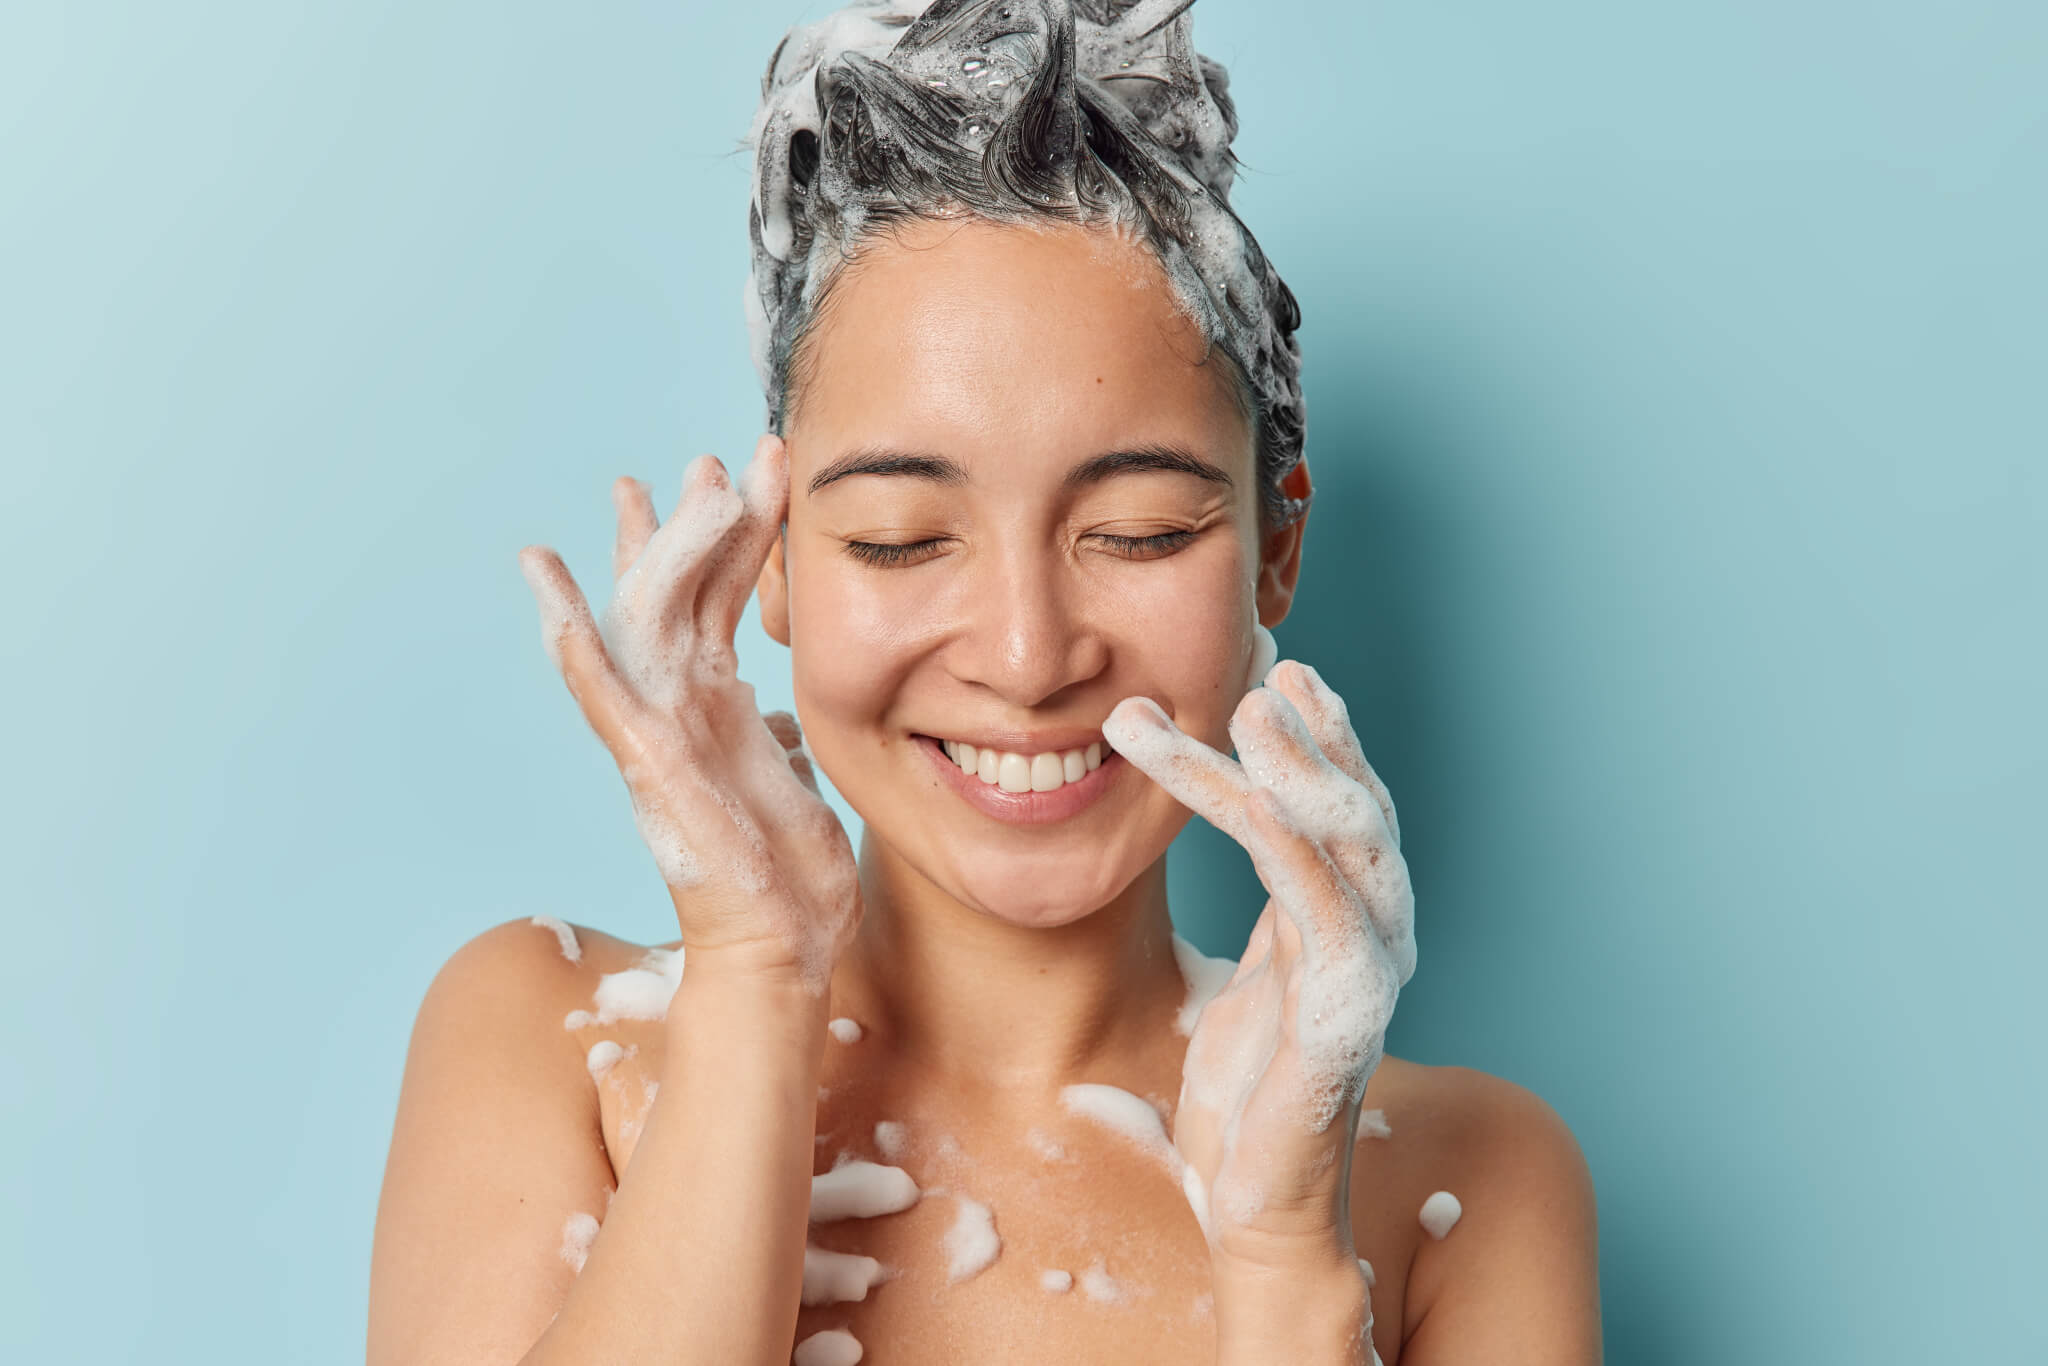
[{"xmin": 950, "ymin": 545, "xmax": 1109, "ymax": 708}]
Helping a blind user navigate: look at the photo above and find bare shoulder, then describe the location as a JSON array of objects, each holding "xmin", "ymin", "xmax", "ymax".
[
  {"xmin": 1372, "ymin": 1058, "xmax": 1603, "ymax": 1365},
  {"xmin": 367, "ymin": 917, "xmax": 624, "ymax": 1366},
  {"xmin": 1371, "ymin": 1057, "xmax": 1591, "ymax": 1179},
  {"xmin": 438, "ymin": 914, "xmax": 596, "ymax": 1010}
]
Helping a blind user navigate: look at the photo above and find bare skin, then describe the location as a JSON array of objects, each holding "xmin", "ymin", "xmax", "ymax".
[
  {"xmin": 368, "ymin": 216, "xmax": 1601, "ymax": 1364},
  {"xmin": 565, "ymin": 925, "xmax": 1594, "ymax": 1364}
]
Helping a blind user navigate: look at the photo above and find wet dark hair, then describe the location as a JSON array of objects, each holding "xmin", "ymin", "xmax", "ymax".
[{"xmin": 745, "ymin": 0, "xmax": 1308, "ymax": 527}]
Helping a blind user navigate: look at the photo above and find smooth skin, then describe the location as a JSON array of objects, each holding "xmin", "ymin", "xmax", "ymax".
[{"xmin": 367, "ymin": 216, "xmax": 1601, "ymax": 1364}]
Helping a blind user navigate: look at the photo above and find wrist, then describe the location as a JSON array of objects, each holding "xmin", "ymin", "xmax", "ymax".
[
  {"xmin": 1212, "ymin": 1244, "xmax": 1372, "ymax": 1366},
  {"xmin": 666, "ymin": 944, "xmax": 832, "ymax": 1052}
]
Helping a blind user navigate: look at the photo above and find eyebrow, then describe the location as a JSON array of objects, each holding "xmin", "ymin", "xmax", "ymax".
[{"xmin": 806, "ymin": 442, "xmax": 1234, "ymax": 496}]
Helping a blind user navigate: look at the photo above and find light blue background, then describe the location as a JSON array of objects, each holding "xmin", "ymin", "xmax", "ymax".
[{"xmin": 3, "ymin": 1, "xmax": 2041, "ymax": 1361}]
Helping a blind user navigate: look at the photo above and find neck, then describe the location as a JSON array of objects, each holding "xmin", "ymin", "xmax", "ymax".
[{"xmin": 832, "ymin": 826, "xmax": 1189, "ymax": 1088}]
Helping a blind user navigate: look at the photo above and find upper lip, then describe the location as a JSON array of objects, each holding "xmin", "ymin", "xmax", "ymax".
[{"xmin": 918, "ymin": 725, "xmax": 1111, "ymax": 755}]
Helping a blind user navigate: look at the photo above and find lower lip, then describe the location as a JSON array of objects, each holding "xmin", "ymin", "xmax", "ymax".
[{"xmin": 915, "ymin": 735, "xmax": 1124, "ymax": 825}]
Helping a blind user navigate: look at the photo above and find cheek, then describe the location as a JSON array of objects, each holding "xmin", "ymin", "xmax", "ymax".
[
  {"xmin": 783, "ymin": 551, "xmax": 933, "ymax": 743},
  {"xmin": 1118, "ymin": 551, "xmax": 1258, "ymax": 746}
]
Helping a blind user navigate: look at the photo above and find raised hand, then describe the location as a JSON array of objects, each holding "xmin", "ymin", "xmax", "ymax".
[
  {"xmin": 1103, "ymin": 659, "xmax": 1415, "ymax": 1258},
  {"xmin": 517, "ymin": 435, "xmax": 860, "ymax": 992}
]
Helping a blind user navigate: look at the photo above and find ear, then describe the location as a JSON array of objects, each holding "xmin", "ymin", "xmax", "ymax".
[
  {"xmin": 1254, "ymin": 456, "xmax": 1312, "ymax": 629},
  {"xmin": 757, "ymin": 525, "xmax": 792, "ymax": 646}
]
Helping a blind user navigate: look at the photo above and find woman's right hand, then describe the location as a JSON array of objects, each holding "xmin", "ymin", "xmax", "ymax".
[{"xmin": 517, "ymin": 434, "xmax": 860, "ymax": 992}]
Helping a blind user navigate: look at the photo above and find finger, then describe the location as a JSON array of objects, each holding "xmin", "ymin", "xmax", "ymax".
[
  {"xmin": 756, "ymin": 708, "xmax": 823, "ymax": 797},
  {"xmin": 1228, "ymin": 685, "xmax": 1341, "ymax": 801},
  {"xmin": 1228, "ymin": 899, "xmax": 1277, "ymax": 989},
  {"xmin": 1349, "ymin": 840, "xmax": 1417, "ymax": 989},
  {"xmin": 1244, "ymin": 789, "xmax": 1399, "ymax": 1121},
  {"xmin": 1267, "ymin": 660, "xmax": 1400, "ymax": 848},
  {"xmin": 761, "ymin": 709, "xmax": 802, "ymax": 751},
  {"xmin": 784, "ymin": 746, "xmax": 822, "ymax": 798},
  {"xmin": 1102, "ymin": 696, "xmax": 1253, "ymax": 848},
  {"xmin": 609, "ymin": 454, "xmax": 748, "ymax": 662},
  {"xmin": 700, "ymin": 433, "xmax": 791, "ymax": 645},
  {"xmin": 1241, "ymin": 785, "xmax": 1368, "ymax": 963},
  {"xmin": 518, "ymin": 545, "xmax": 636, "ymax": 751},
  {"xmin": 1223, "ymin": 675, "xmax": 1413, "ymax": 992},
  {"xmin": 611, "ymin": 476, "xmax": 658, "ymax": 583}
]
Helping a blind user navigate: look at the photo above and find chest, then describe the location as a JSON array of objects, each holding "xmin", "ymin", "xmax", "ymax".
[{"xmin": 588, "ymin": 1033, "xmax": 1412, "ymax": 1365}]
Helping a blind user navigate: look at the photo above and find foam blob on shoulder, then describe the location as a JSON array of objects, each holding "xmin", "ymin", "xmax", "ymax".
[
  {"xmin": 1419, "ymin": 1189, "xmax": 1463, "ymax": 1239},
  {"xmin": 584, "ymin": 947, "xmax": 686, "ymax": 1025},
  {"xmin": 530, "ymin": 915, "xmax": 582, "ymax": 962},
  {"xmin": 793, "ymin": 1327, "xmax": 865, "ymax": 1366},
  {"xmin": 1358, "ymin": 1105, "xmax": 1393, "ymax": 1140}
]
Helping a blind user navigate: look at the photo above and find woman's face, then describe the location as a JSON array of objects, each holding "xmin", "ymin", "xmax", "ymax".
[{"xmin": 759, "ymin": 215, "xmax": 1304, "ymax": 927}]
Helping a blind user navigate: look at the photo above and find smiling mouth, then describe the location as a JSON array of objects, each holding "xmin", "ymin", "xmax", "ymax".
[{"xmin": 914, "ymin": 735, "xmax": 1116, "ymax": 794}]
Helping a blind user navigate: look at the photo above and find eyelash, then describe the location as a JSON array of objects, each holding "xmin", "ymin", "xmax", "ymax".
[{"xmin": 843, "ymin": 529, "xmax": 1198, "ymax": 567}]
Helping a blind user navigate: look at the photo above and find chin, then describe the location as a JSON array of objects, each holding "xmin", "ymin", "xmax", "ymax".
[
  {"xmin": 932, "ymin": 838, "xmax": 1161, "ymax": 929},
  {"xmin": 963, "ymin": 887, "xmax": 1106, "ymax": 929}
]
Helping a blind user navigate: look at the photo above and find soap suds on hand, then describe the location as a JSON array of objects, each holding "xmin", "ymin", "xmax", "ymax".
[
  {"xmin": 943, "ymin": 1194, "xmax": 1002, "ymax": 1282},
  {"xmin": 827, "ymin": 1016, "xmax": 863, "ymax": 1043},
  {"xmin": 558, "ymin": 1211, "xmax": 600, "ymax": 1273},
  {"xmin": 530, "ymin": 915, "xmax": 582, "ymax": 962},
  {"xmin": 810, "ymin": 1161, "xmax": 921, "ymax": 1222},
  {"xmin": 1025, "ymin": 1127, "xmax": 1067, "ymax": 1162},
  {"xmin": 1419, "ymin": 1189, "xmax": 1463, "ymax": 1239},
  {"xmin": 802, "ymin": 1246, "xmax": 887, "ymax": 1305},
  {"xmin": 792, "ymin": 1327, "xmax": 864, "ymax": 1366},
  {"xmin": 1358, "ymin": 1106, "xmax": 1392, "ymax": 1140},
  {"xmin": 1180, "ymin": 1163, "xmax": 1212, "ymax": 1240},
  {"xmin": 1171, "ymin": 934, "xmax": 1237, "ymax": 1035},
  {"xmin": 1358, "ymin": 1256, "xmax": 1376, "ymax": 1287},
  {"xmin": 873, "ymin": 1120, "xmax": 908, "ymax": 1162},
  {"xmin": 1040, "ymin": 1268, "xmax": 1073, "ymax": 1293}
]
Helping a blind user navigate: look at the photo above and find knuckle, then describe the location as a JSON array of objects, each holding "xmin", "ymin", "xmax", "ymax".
[
  {"xmin": 1230, "ymin": 688, "xmax": 1278, "ymax": 734},
  {"xmin": 1273, "ymin": 658, "xmax": 1316, "ymax": 692}
]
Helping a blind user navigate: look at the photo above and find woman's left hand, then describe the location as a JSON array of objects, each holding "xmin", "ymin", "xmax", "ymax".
[{"xmin": 1104, "ymin": 660, "xmax": 1416, "ymax": 1270}]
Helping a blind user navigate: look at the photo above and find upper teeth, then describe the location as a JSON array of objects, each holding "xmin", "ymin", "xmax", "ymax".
[{"xmin": 941, "ymin": 738, "xmax": 1106, "ymax": 793}]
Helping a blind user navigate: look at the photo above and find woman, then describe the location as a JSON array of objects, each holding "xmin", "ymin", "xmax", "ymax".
[{"xmin": 367, "ymin": 2, "xmax": 1600, "ymax": 1362}]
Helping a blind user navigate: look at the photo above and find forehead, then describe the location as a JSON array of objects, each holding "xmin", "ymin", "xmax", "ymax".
[{"xmin": 790, "ymin": 216, "xmax": 1249, "ymax": 472}]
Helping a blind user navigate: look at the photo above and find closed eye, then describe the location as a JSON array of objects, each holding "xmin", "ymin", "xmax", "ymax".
[
  {"xmin": 841, "ymin": 529, "xmax": 1198, "ymax": 567},
  {"xmin": 842, "ymin": 537, "xmax": 949, "ymax": 566},
  {"xmin": 1094, "ymin": 529, "xmax": 1197, "ymax": 558}
]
